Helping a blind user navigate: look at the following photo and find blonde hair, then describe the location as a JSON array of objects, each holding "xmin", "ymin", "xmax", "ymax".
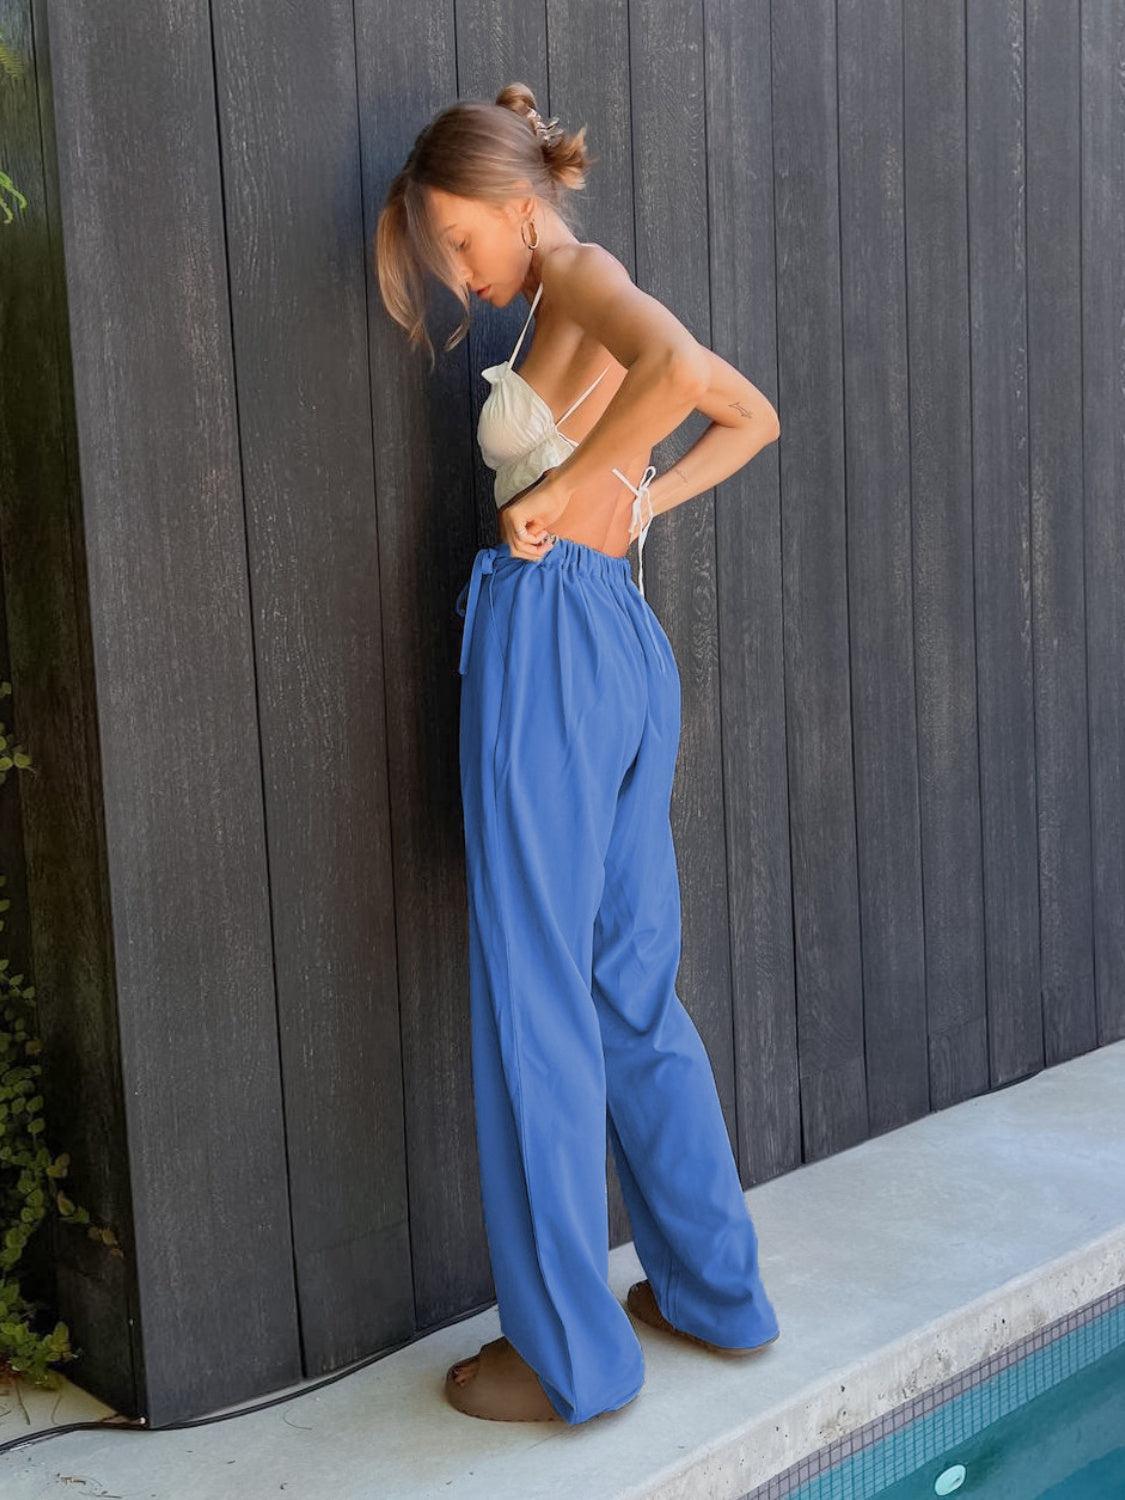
[{"xmin": 375, "ymin": 83, "xmax": 597, "ymax": 368}]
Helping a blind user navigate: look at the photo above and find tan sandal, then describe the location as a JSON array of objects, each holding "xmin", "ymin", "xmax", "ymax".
[
  {"xmin": 444, "ymin": 1334, "xmax": 563, "ymax": 1422},
  {"xmin": 626, "ymin": 1279, "xmax": 781, "ymax": 1355}
]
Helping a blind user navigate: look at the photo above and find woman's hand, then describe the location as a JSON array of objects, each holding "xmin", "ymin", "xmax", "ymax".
[{"xmin": 499, "ymin": 473, "xmax": 572, "ymax": 561}]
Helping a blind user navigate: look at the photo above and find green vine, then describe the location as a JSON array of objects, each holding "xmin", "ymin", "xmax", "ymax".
[
  {"xmin": 1, "ymin": 29, "xmax": 119, "ymax": 1398},
  {"xmin": 0, "ymin": 680, "xmax": 121, "ymax": 1393},
  {"xmin": 0, "ymin": 26, "xmax": 29, "ymax": 226}
]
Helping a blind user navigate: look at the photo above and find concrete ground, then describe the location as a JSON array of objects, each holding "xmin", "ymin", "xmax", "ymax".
[{"xmin": 2, "ymin": 1038, "xmax": 1123, "ymax": 1500}]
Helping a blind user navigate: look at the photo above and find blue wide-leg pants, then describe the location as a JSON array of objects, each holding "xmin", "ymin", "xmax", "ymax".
[{"xmin": 454, "ymin": 536, "xmax": 779, "ymax": 1425}]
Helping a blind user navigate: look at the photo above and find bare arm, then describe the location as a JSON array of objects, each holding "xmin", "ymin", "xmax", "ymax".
[
  {"xmin": 647, "ymin": 346, "xmax": 781, "ymax": 522},
  {"xmin": 524, "ymin": 245, "xmax": 779, "ymax": 521}
]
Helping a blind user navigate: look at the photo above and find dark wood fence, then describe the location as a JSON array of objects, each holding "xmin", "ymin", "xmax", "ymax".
[{"xmin": 1, "ymin": 0, "xmax": 1121, "ymax": 1423}]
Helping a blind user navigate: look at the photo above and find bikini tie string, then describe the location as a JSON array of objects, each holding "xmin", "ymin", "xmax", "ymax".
[
  {"xmin": 456, "ymin": 548, "xmax": 496, "ymax": 675},
  {"xmin": 611, "ymin": 464, "xmax": 657, "ymax": 600},
  {"xmin": 609, "ymin": 463, "xmax": 665, "ymax": 671}
]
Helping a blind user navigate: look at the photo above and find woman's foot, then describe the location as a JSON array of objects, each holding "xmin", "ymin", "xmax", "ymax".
[
  {"xmin": 444, "ymin": 1334, "xmax": 562, "ymax": 1421},
  {"xmin": 625, "ymin": 1279, "xmax": 781, "ymax": 1356}
]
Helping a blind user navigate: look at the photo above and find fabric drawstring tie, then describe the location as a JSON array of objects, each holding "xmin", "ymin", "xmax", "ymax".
[
  {"xmin": 455, "ymin": 548, "xmax": 496, "ymax": 675},
  {"xmin": 611, "ymin": 464, "xmax": 657, "ymax": 599}
]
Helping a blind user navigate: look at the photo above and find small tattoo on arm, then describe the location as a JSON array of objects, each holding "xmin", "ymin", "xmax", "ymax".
[
  {"xmin": 670, "ymin": 464, "xmax": 689, "ymax": 488},
  {"xmin": 729, "ymin": 400, "xmax": 754, "ymax": 419}
]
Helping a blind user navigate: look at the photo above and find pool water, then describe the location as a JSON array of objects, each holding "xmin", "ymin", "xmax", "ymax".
[{"xmin": 782, "ymin": 1295, "xmax": 1125, "ymax": 1498}]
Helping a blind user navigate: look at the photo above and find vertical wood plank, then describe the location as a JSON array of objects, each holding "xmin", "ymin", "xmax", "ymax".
[
  {"xmin": 966, "ymin": 0, "xmax": 1043, "ymax": 1086},
  {"xmin": 705, "ymin": 0, "xmax": 801, "ymax": 1187},
  {"xmin": 903, "ymin": 0, "xmax": 990, "ymax": 1113},
  {"xmin": 1081, "ymin": 0, "xmax": 1125, "ymax": 1047},
  {"xmin": 772, "ymin": 0, "xmax": 867, "ymax": 1159},
  {"xmin": 1026, "ymin": 0, "xmax": 1097, "ymax": 1065},
  {"xmin": 209, "ymin": 0, "xmax": 413, "ymax": 1372},
  {"xmin": 837, "ymin": 0, "xmax": 928, "ymax": 1135},
  {"xmin": 44, "ymin": 0, "xmax": 301, "ymax": 1422}
]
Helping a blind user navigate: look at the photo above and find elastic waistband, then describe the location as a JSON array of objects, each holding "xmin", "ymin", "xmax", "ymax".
[
  {"xmin": 456, "ymin": 534, "xmax": 661, "ymax": 677},
  {"xmin": 496, "ymin": 535, "xmax": 633, "ymax": 586}
]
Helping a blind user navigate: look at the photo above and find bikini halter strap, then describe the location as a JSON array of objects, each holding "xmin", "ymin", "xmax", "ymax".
[{"xmin": 508, "ymin": 282, "xmax": 543, "ymax": 365}]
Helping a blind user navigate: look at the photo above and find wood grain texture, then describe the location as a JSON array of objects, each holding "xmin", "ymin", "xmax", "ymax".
[
  {"xmin": 903, "ymin": 0, "xmax": 990, "ymax": 1113},
  {"xmin": 1082, "ymin": 0, "xmax": 1125, "ymax": 1046},
  {"xmin": 772, "ymin": 0, "xmax": 867, "ymax": 1160},
  {"xmin": 3, "ymin": 0, "xmax": 1121, "ymax": 1425},
  {"xmin": 966, "ymin": 0, "xmax": 1043, "ymax": 1087},
  {"xmin": 837, "ymin": 0, "xmax": 928, "ymax": 1138},
  {"xmin": 705, "ymin": 0, "xmax": 800, "ymax": 1190},
  {"xmin": 1026, "ymin": 0, "xmax": 1096, "ymax": 1066},
  {"xmin": 37, "ymin": 0, "xmax": 301, "ymax": 1423},
  {"xmin": 210, "ymin": 0, "xmax": 412, "ymax": 1377}
]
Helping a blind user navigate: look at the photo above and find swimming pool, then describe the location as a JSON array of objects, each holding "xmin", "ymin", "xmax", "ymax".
[{"xmin": 743, "ymin": 1282, "xmax": 1125, "ymax": 1498}]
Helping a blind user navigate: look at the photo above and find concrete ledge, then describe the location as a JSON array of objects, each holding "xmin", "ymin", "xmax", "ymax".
[{"xmin": 3, "ymin": 1040, "xmax": 1123, "ymax": 1499}]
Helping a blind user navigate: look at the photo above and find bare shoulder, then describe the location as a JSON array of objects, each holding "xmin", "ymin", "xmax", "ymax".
[
  {"xmin": 539, "ymin": 241, "xmax": 632, "ymax": 298},
  {"xmin": 537, "ymin": 242, "xmax": 699, "ymax": 372}
]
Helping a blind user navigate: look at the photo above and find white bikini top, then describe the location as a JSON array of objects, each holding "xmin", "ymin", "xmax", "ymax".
[{"xmin": 477, "ymin": 281, "xmax": 657, "ymax": 595}]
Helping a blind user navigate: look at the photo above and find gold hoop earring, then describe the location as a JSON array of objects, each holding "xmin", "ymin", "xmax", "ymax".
[{"xmin": 521, "ymin": 217, "xmax": 540, "ymax": 250}]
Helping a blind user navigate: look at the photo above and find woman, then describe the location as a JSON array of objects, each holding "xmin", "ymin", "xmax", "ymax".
[{"xmin": 376, "ymin": 83, "xmax": 782, "ymax": 1427}]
